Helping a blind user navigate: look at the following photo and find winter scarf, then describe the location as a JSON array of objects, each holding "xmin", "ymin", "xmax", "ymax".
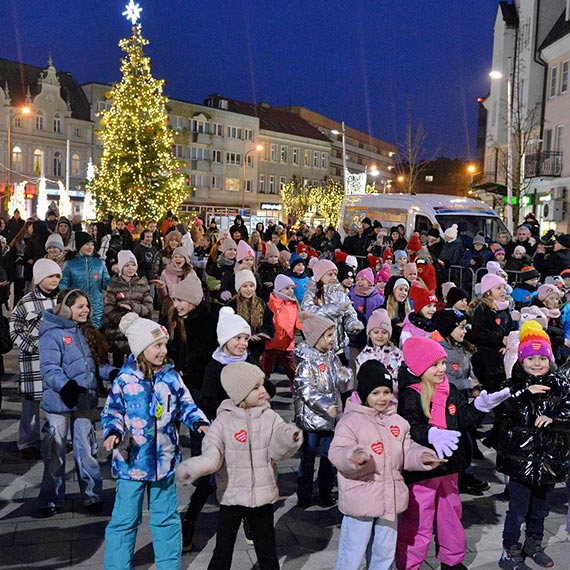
[
  {"xmin": 354, "ymin": 282, "xmax": 376, "ymax": 297},
  {"xmin": 212, "ymin": 347, "xmax": 248, "ymax": 366},
  {"xmin": 410, "ymin": 376, "xmax": 450, "ymax": 428}
]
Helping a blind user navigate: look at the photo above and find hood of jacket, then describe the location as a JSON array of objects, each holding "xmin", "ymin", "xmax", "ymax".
[
  {"xmin": 40, "ymin": 307, "xmax": 80, "ymax": 333},
  {"xmin": 397, "ymin": 364, "xmax": 421, "ymax": 391}
]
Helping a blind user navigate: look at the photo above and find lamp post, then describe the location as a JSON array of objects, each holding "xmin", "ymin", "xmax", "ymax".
[
  {"xmin": 365, "ymin": 163, "xmax": 379, "ymax": 192},
  {"xmin": 6, "ymin": 106, "xmax": 30, "ymax": 188},
  {"xmin": 331, "ymin": 122, "xmax": 347, "ymax": 193},
  {"xmin": 490, "ymin": 60, "xmax": 513, "ymax": 232},
  {"xmin": 241, "ymin": 144, "xmax": 264, "ymax": 210}
]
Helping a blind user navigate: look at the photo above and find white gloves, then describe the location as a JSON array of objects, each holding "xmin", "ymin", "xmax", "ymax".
[
  {"xmin": 220, "ymin": 290, "xmax": 232, "ymax": 302},
  {"xmin": 427, "ymin": 427, "xmax": 461, "ymax": 459},
  {"xmin": 473, "ymin": 387, "xmax": 511, "ymax": 413}
]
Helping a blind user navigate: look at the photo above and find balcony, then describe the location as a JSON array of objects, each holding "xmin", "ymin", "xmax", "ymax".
[{"xmin": 524, "ymin": 151, "xmax": 563, "ymax": 178}]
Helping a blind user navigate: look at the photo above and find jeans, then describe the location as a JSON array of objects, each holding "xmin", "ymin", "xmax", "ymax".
[
  {"xmin": 297, "ymin": 430, "xmax": 335, "ymax": 503},
  {"xmin": 335, "ymin": 515, "xmax": 398, "ymax": 570},
  {"xmin": 104, "ymin": 475, "xmax": 181, "ymax": 570},
  {"xmin": 38, "ymin": 411, "xmax": 102, "ymax": 508},
  {"xmin": 208, "ymin": 504, "xmax": 279, "ymax": 570},
  {"xmin": 502, "ymin": 478, "xmax": 554, "ymax": 548},
  {"xmin": 18, "ymin": 399, "xmax": 41, "ymax": 450}
]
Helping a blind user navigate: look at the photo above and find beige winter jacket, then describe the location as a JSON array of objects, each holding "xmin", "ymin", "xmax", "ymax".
[{"xmin": 176, "ymin": 400, "xmax": 302, "ymax": 507}]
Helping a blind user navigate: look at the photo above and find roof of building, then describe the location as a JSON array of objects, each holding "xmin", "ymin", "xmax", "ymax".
[
  {"xmin": 0, "ymin": 57, "xmax": 91, "ymax": 121},
  {"xmin": 499, "ymin": 1, "xmax": 518, "ymax": 27},
  {"xmin": 204, "ymin": 94, "xmax": 330, "ymax": 142},
  {"xmin": 539, "ymin": 9, "xmax": 570, "ymax": 52}
]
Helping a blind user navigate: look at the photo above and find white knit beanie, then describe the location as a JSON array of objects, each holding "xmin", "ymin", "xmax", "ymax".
[
  {"xmin": 444, "ymin": 224, "xmax": 458, "ymax": 241},
  {"xmin": 33, "ymin": 259, "xmax": 61, "ymax": 285},
  {"xmin": 119, "ymin": 312, "xmax": 169, "ymax": 359},
  {"xmin": 117, "ymin": 250, "xmax": 138, "ymax": 274},
  {"xmin": 217, "ymin": 307, "xmax": 251, "ymax": 347},
  {"xmin": 221, "ymin": 362, "xmax": 265, "ymax": 405},
  {"xmin": 45, "ymin": 233, "xmax": 64, "ymax": 252},
  {"xmin": 235, "ymin": 269, "xmax": 256, "ymax": 292}
]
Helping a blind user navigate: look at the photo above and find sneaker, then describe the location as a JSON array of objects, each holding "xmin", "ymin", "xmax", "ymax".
[
  {"xmin": 458, "ymin": 472, "xmax": 490, "ymax": 494},
  {"xmin": 523, "ymin": 537, "xmax": 554, "ymax": 568},
  {"xmin": 84, "ymin": 501, "xmax": 104, "ymax": 514},
  {"xmin": 318, "ymin": 494, "xmax": 336, "ymax": 508},
  {"xmin": 441, "ymin": 563, "xmax": 468, "ymax": 570},
  {"xmin": 39, "ymin": 505, "xmax": 60, "ymax": 518},
  {"xmin": 18, "ymin": 448, "xmax": 41, "ymax": 461},
  {"xmin": 242, "ymin": 517, "xmax": 254, "ymax": 545},
  {"xmin": 499, "ymin": 544, "xmax": 531, "ymax": 570},
  {"xmin": 181, "ymin": 518, "xmax": 194, "ymax": 553}
]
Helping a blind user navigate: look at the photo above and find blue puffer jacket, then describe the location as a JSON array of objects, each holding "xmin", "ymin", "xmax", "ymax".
[
  {"xmin": 60, "ymin": 254, "xmax": 110, "ymax": 329},
  {"xmin": 39, "ymin": 309, "xmax": 115, "ymax": 414},
  {"xmin": 101, "ymin": 355, "xmax": 209, "ymax": 482}
]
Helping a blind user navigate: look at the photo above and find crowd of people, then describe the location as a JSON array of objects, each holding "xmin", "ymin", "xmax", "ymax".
[{"xmin": 4, "ymin": 205, "xmax": 570, "ymax": 570}]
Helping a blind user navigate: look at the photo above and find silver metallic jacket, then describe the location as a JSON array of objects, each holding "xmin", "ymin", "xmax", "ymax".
[{"xmin": 293, "ymin": 343, "xmax": 354, "ymax": 432}]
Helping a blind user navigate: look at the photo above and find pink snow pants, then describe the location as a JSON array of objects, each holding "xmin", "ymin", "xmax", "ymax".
[{"xmin": 396, "ymin": 473, "xmax": 466, "ymax": 570}]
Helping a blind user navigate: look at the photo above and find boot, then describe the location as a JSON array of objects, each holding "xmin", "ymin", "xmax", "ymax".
[
  {"xmin": 181, "ymin": 517, "xmax": 194, "ymax": 553},
  {"xmin": 522, "ymin": 536, "xmax": 554, "ymax": 568},
  {"xmin": 441, "ymin": 563, "xmax": 468, "ymax": 569},
  {"xmin": 499, "ymin": 543, "xmax": 532, "ymax": 570}
]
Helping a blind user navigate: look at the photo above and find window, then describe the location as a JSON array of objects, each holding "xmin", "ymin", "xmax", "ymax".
[
  {"xmin": 212, "ymin": 149, "xmax": 222, "ymax": 163},
  {"xmin": 190, "ymin": 174, "xmax": 206, "ymax": 187},
  {"xmin": 53, "ymin": 151, "xmax": 62, "ymax": 176},
  {"xmin": 173, "ymin": 116, "xmax": 184, "ymax": 130},
  {"xmin": 211, "ymin": 175, "xmax": 221, "ymax": 189},
  {"xmin": 244, "ymin": 128, "xmax": 253, "ymax": 141},
  {"xmin": 321, "ymin": 152, "xmax": 327, "ymax": 168},
  {"xmin": 212, "ymin": 123, "xmax": 223, "ymax": 136},
  {"xmin": 227, "ymin": 126, "xmax": 242, "ymax": 139},
  {"xmin": 245, "ymin": 154, "xmax": 254, "ymax": 167},
  {"xmin": 425, "ymin": 175, "xmax": 434, "ymax": 182},
  {"xmin": 35, "ymin": 113, "xmax": 44, "ymax": 131},
  {"xmin": 292, "ymin": 147, "xmax": 299, "ymax": 165},
  {"xmin": 270, "ymin": 144, "xmax": 278, "ymax": 162},
  {"xmin": 53, "ymin": 114, "xmax": 62, "ymax": 134},
  {"xmin": 190, "ymin": 119, "xmax": 210, "ymax": 134},
  {"xmin": 173, "ymin": 144, "xmax": 184, "ymax": 158},
  {"xmin": 555, "ymin": 125, "xmax": 564, "ymax": 152},
  {"xmin": 544, "ymin": 129, "xmax": 553, "ymax": 152},
  {"xmin": 244, "ymin": 179, "xmax": 252, "ymax": 192},
  {"xmin": 280, "ymin": 145, "xmax": 288, "ymax": 163},
  {"xmin": 313, "ymin": 151, "xmax": 319, "ymax": 167},
  {"xmin": 225, "ymin": 152, "xmax": 242, "ymax": 165},
  {"xmin": 562, "ymin": 60, "xmax": 569, "ymax": 94},
  {"xmin": 12, "ymin": 146, "xmax": 23, "ymax": 172},
  {"xmin": 225, "ymin": 177, "xmax": 240, "ymax": 191},
  {"xmin": 33, "ymin": 149, "xmax": 43, "ymax": 174},
  {"xmin": 303, "ymin": 149, "xmax": 311, "ymax": 166},
  {"xmin": 269, "ymin": 175, "xmax": 275, "ymax": 194},
  {"xmin": 71, "ymin": 153, "xmax": 81, "ymax": 176},
  {"xmin": 259, "ymin": 174, "xmax": 266, "ymax": 194},
  {"xmin": 96, "ymin": 101, "xmax": 112, "ymax": 112},
  {"xmin": 73, "ymin": 127, "xmax": 81, "ymax": 138},
  {"xmin": 279, "ymin": 176, "xmax": 286, "ymax": 190},
  {"xmin": 550, "ymin": 66, "xmax": 558, "ymax": 98},
  {"xmin": 13, "ymin": 117, "xmax": 22, "ymax": 128},
  {"xmin": 491, "ymin": 101, "xmax": 497, "ymax": 127},
  {"xmin": 190, "ymin": 147, "xmax": 210, "ymax": 161}
]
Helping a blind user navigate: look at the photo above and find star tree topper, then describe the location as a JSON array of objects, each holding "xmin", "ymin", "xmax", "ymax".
[{"xmin": 123, "ymin": 0, "xmax": 142, "ymax": 25}]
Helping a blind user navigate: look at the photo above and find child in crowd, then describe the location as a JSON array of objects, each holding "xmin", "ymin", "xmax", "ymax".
[
  {"xmin": 355, "ymin": 308, "xmax": 403, "ymax": 392},
  {"xmin": 287, "ymin": 253, "xmax": 309, "ymax": 304},
  {"xmin": 38, "ymin": 289, "xmax": 116, "ymax": 517},
  {"xmin": 396, "ymin": 336, "xmax": 511, "ymax": 570},
  {"xmin": 511, "ymin": 266, "xmax": 540, "ymax": 309},
  {"xmin": 262, "ymin": 274, "xmax": 302, "ymax": 390},
  {"xmin": 403, "ymin": 262, "xmax": 423, "ymax": 288},
  {"xmin": 400, "ymin": 287, "xmax": 438, "ymax": 347},
  {"xmin": 330, "ymin": 360, "xmax": 442, "ymax": 570},
  {"xmin": 227, "ymin": 269, "xmax": 274, "ymax": 364},
  {"xmin": 294, "ymin": 314, "xmax": 353, "ymax": 508},
  {"xmin": 531, "ymin": 283, "xmax": 567, "ymax": 364},
  {"xmin": 44, "ymin": 233, "xmax": 65, "ymax": 266},
  {"xmin": 406, "ymin": 232, "xmax": 422, "ymax": 263},
  {"xmin": 392, "ymin": 250, "xmax": 408, "ymax": 276},
  {"xmin": 416, "ymin": 252, "xmax": 438, "ymax": 292},
  {"xmin": 445, "ymin": 286, "xmax": 470, "ymax": 313},
  {"xmin": 257, "ymin": 241, "xmax": 281, "ymax": 301},
  {"xmin": 206, "ymin": 237, "xmax": 237, "ymax": 307},
  {"xmin": 301, "ymin": 259, "xmax": 363, "ymax": 364},
  {"xmin": 561, "ymin": 268, "xmax": 570, "ymax": 304},
  {"xmin": 382, "ymin": 276, "xmax": 411, "ymax": 346},
  {"xmin": 494, "ymin": 248, "xmax": 507, "ymax": 269},
  {"xmin": 497, "ymin": 321, "xmax": 570, "ymax": 570},
  {"xmin": 102, "ymin": 313, "xmax": 209, "ymax": 570},
  {"xmin": 10, "ymin": 259, "xmax": 62, "ymax": 459},
  {"xmin": 505, "ymin": 245, "xmax": 531, "ymax": 272},
  {"xmin": 219, "ymin": 240, "xmax": 259, "ymax": 301},
  {"xmin": 176, "ymin": 362, "xmax": 302, "ymax": 570},
  {"xmin": 337, "ymin": 263, "xmax": 355, "ymax": 294}
]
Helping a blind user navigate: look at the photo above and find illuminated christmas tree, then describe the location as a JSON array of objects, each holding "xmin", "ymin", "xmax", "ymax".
[{"xmin": 89, "ymin": 20, "xmax": 186, "ymax": 220}]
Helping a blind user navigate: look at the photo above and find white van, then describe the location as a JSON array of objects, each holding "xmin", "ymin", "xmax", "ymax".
[{"xmin": 338, "ymin": 193, "xmax": 510, "ymax": 244}]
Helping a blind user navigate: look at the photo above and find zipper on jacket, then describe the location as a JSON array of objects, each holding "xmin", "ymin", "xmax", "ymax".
[
  {"xmin": 247, "ymin": 410, "xmax": 256, "ymax": 507},
  {"xmin": 150, "ymin": 373, "xmax": 159, "ymax": 479}
]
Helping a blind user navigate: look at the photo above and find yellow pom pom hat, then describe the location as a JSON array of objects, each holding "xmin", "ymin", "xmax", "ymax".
[{"xmin": 518, "ymin": 320, "xmax": 553, "ymax": 363}]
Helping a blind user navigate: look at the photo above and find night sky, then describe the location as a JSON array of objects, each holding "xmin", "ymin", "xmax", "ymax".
[{"xmin": 2, "ymin": 0, "xmax": 500, "ymax": 159}]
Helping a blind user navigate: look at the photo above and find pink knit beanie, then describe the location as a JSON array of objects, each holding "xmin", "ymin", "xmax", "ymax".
[
  {"xmin": 537, "ymin": 284, "xmax": 559, "ymax": 302},
  {"xmin": 480, "ymin": 273, "xmax": 506, "ymax": 295},
  {"xmin": 403, "ymin": 337, "xmax": 447, "ymax": 377},
  {"xmin": 366, "ymin": 308, "xmax": 392, "ymax": 335},
  {"xmin": 312, "ymin": 259, "xmax": 338, "ymax": 283},
  {"xmin": 357, "ymin": 267, "xmax": 375, "ymax": 285},
  {"xmin": 236, "ymin": 240, "xmax": 255, "ymax": 263}
]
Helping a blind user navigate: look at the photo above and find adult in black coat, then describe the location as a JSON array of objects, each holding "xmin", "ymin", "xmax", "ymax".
[
  {"xmin": 533, "ymin": 234, "xmax": 570, "ymax": 277},
  {"xmin": 229, "ymin": 215, "xmax": 249, "ymax": 241},
  {"xmin": 5, "ymin": 210, "xmax": 24, "ymax": 245},
  {"xmin": 504, "ymin": 225, "xmax": 537, "ymax": 259}
]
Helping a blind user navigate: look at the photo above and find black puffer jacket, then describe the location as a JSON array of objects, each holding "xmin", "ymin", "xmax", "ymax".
[
  {"xmin": 397, "ymin": 365, "xmax": 486, "ymax": 484},
  {"xmin": 496, "ymin": 362, "xmax": 570, "ymax": 486}
]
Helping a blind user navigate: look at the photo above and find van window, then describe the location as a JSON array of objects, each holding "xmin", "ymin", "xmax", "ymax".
[
  {"xmin": 435, "ymin": 215, "xmax": 509, "ymax": 245},
  {"xmin": 415, "ymin": 215, "xmax": 432, "ymax": 233}
]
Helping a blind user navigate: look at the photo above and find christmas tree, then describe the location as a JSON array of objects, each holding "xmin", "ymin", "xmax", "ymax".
[{"xmin": 89, "ymin": 22, "xmax": 186, "ymax": 220}]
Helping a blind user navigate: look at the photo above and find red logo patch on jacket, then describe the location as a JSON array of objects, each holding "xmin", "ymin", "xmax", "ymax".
[
  {"xmin": 495, "ymin": 317, "xmax": 501, "ymax": 325},
  {"xmin": 63, "ymin": 336, "xmax": 72, "ymax": 345},
  {"xmin": 92, "ymin": 273, "xmax": 99, "ymax": 280},
  {"xmin": 371, "ymin": 441, "xmax": 384, "ymax": 455},
  {"xmin": 234, "ymin": 430, "xmax": 247, "ymax": 443},
  {"xmin": 318, "ymin": 363, "xmax": 326, "ymax": 373},
  {"xmin": 448, "ymin": 403, "xmax": 457, "ymax": 416},
  {"xmin": 451, "ymin": 363, "xmax": 460, "ymax": 372},
  {"xmin": 389, "ymin": 425, "xmax": 400, "ymax": 438}
]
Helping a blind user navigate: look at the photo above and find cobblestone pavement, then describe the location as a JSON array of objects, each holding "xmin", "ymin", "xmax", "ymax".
[{"xmin": 0, "ymin": 348, "xmax": 568, "ymax": 569}]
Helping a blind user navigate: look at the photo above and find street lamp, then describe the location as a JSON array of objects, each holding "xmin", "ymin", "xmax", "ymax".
[
  {"xmin": 6, "ymin": 106, "xmax": 30, "ymax": 189},
  {"xmin": 331, "ymin": 122, "xmax": 347, "ymax": 193},
  {"xmin": 241, "ymin": 144, "xmax": 264, "ymax": 210},
  {"xmin": 489, "ymin": 62, "xmax": 513, "ymax": 231}
]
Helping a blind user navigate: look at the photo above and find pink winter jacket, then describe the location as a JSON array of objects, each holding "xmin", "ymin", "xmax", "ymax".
[
  {"xmin": 176, "ymin": 400, "xmax": 302, "ymax": 507},
  {"xmin": 329, "ymin": 399, "xmax": 436, "ymax": 521}
]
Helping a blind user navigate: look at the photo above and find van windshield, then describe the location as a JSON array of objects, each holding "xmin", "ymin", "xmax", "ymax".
[{"xmin": 435, "ymin": 215, "xmax": 509, "ymax": 245}]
